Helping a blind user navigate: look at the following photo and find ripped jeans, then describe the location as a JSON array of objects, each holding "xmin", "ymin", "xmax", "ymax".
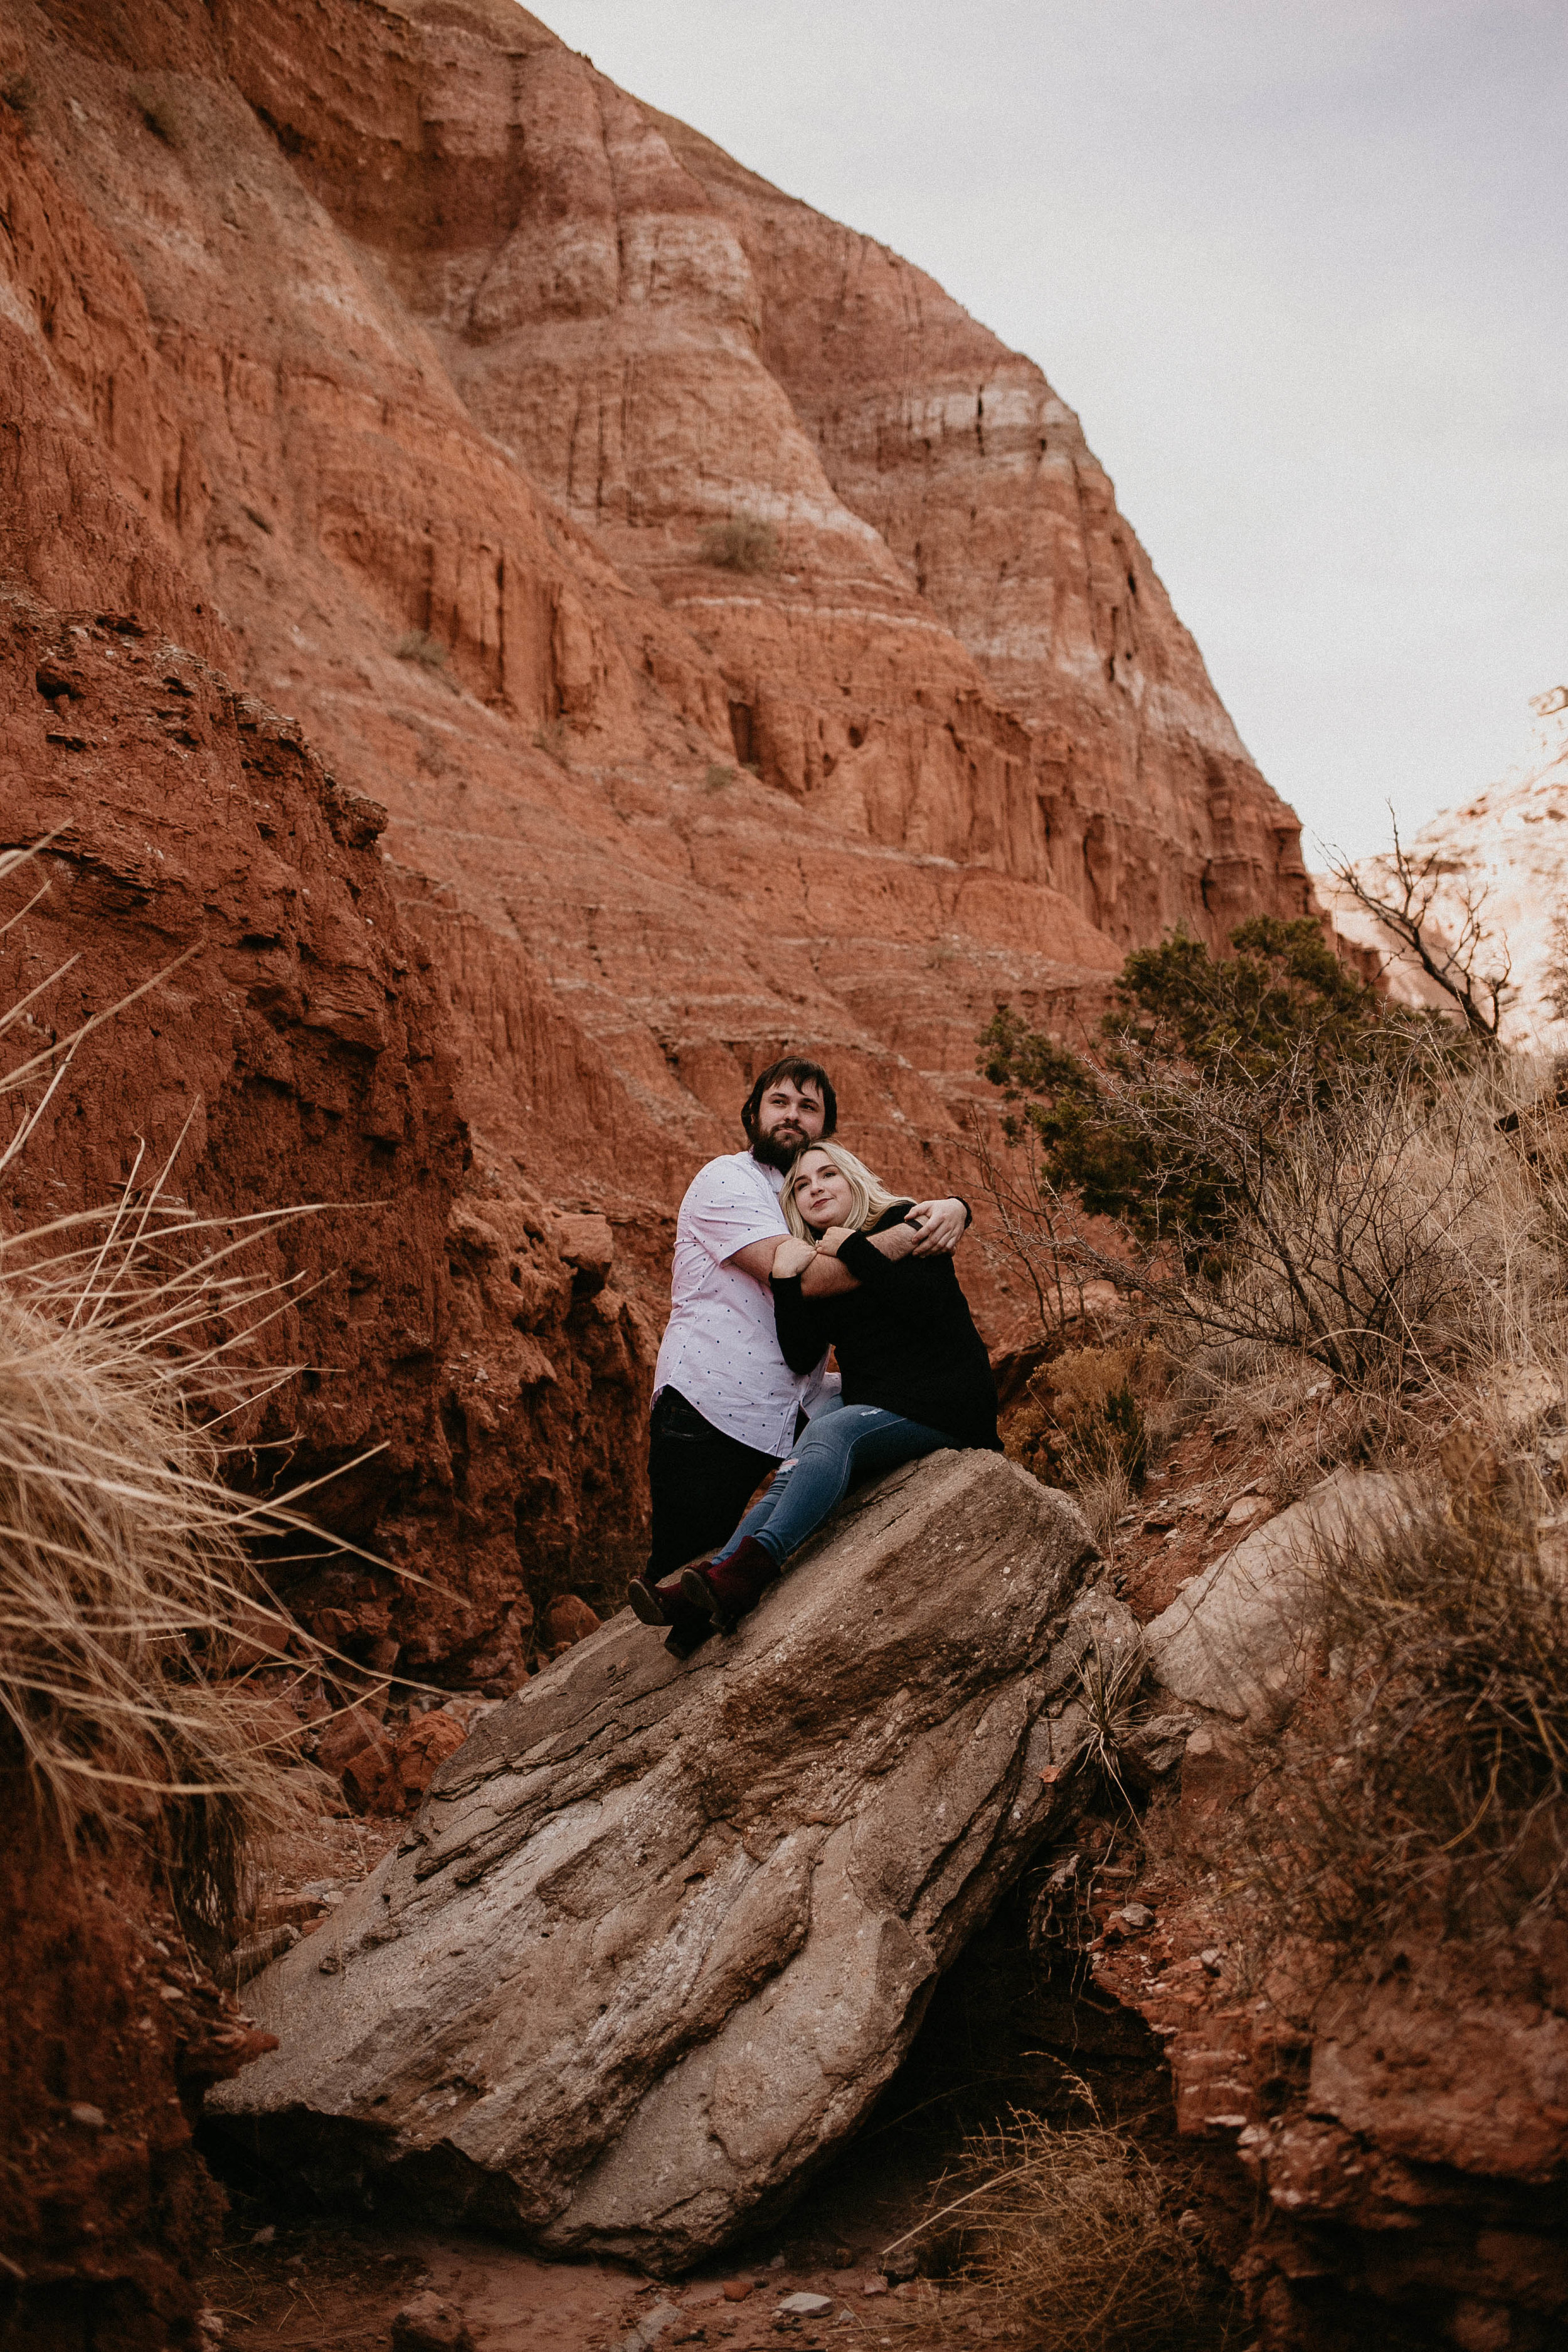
[{"xmin": 712, "ymin": 1402, "xmax": 954, "ymax": 1571}]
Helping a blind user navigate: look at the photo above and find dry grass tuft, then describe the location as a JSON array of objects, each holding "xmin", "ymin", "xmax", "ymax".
[
  {"xmin": 1237, "ymin": 1453, "xmax": 1568, "ymax": 1952},
  {"xmin": 699, "ymin": 513, "xmax": 778, "ymax": 574},
  {"xmin": 0, "ymin": 839, "xmax": 377, "ymax": 1946},
  {"xmin": 394, "ymin": 628, "xmax": 449, "ymax": 670},
  {"xmin": 0, "ymin": 1274, "xmax": 309, "ymax": 1943},
  {"xmin": 1003, "ymin": 1343, "xmax": 1162, "ymax": 1543},
  {"xmin": 896, "ymin": 2104, "xmax": 1233, "ymax": 2350}
]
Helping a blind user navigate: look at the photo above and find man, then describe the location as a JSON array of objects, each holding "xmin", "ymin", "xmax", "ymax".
[{"xmin": 630, "ymin": 1054, "xmax": 968, "ymax": 1648}]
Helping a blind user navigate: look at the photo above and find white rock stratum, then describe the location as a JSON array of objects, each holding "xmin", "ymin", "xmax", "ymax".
[{"xmin": 1322, "ymin": 687, "xmax": 1568, "ymax": 1049}]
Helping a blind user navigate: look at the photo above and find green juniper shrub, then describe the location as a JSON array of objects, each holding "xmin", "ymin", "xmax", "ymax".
[{"xmin": 978, "ymin": 918, "xmax": 1463, "ymax": 1251}]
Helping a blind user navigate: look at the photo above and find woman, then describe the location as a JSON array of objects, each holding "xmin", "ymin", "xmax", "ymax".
[{"xmin": 676, "ymin": 1141, "xmax": 1000, "ymax": 1634}]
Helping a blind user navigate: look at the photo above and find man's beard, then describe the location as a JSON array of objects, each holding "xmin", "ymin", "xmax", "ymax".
[{"xmin": 751, "ymin": 1125, "xmax": 805, "ymax": 1173}]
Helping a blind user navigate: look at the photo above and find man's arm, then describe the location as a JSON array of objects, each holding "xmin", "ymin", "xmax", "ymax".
[
  {"xmin": 798, "ymin": 1220, "xmax": 918, "ymax": 1296},
  {"xmin": 727, "ymin": 1236, "xmax": 785, "ymax": 1286}
]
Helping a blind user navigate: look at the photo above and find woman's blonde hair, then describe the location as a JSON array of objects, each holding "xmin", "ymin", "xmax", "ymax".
[{"xmin": 783, "ymin": 1140, "xmax": 906, "ymax": 1239}]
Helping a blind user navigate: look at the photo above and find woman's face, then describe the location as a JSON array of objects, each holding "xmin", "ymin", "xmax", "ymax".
[{"xmin": 791, "ymin": 1150, "xmax": 855, "ymax": 1233}]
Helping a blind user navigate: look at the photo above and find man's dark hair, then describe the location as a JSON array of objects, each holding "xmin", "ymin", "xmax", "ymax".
[{"xmin": 741, "ymin": 1055, "xmax": 838, "ymax": 1143}]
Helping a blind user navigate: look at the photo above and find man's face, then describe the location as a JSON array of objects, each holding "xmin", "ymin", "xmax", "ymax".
[{"xmin": 751, "ymin": 1077, "xmax": 827, "ymax": 1170}]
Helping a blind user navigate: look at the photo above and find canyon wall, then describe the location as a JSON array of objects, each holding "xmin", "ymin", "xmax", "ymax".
[
  {"xmin": 0, "ymin": 0, "xmax": 1308, "ymax": 1653},
  {"xmin": 1323, "ymin": 687, "xmax": 1568, "ymax": 1051}
]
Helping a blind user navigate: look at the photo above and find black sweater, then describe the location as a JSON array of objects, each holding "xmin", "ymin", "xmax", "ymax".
[{"xmin": 770, "ymin": 1204, "xmax": 1001, "ymax": 1450}]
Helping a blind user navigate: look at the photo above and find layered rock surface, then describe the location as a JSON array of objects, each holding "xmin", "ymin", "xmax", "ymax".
[
  {"xmin": 0, "ymin": 0, "xmax": 1306, "ymax": 1629},
  {"xmin": 209, "ymin": 1451, "xmax": 1112, "ymax": 2266},
  {"xmin": 0, "ymin": 591, "xmax": 648, "ymax": 1681},
  {"xmin": 1103, "ymin": 1466, "xmax": 1568, "ymax": 2348}
]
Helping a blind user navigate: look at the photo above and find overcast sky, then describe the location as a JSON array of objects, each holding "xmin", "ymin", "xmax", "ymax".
[{"xmin": 534, "ymin": 0, "xmax": 1566, "ymax": 862}]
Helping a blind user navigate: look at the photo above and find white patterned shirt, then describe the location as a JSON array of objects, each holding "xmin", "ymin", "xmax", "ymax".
[{"xmin": 653, "ymin": 1150, "xmax": 837, "ymax": 1455}]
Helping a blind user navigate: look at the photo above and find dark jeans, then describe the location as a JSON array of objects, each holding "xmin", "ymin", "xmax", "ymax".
[{"xmin": 645, "ymin": 1387, "xmax": 784, "ymax": 1584}]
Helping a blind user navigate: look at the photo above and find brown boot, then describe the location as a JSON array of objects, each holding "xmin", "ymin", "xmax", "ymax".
[{"xmin": 679, "ymin": 1537, "xmax": 781, "ymax": 1634}]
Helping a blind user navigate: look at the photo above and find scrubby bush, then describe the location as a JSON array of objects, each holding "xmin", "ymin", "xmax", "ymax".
[
  {"xmin": 978, "ymin": 917, "xmax": 1457, "ymax": 1249},
  {"xmin": 1003, "ymin": 1343, "xmax": 1158, "ymax": 1547},
  {"xmin": 1239, "ymin": 1453, "xmax": 1568, "ymax": 1952},
  {"xmin": 129, "ymin": 80, "xmax": 181, "ymax": 146},
  {"xmin": 699, "ymin": 513, "xmax": 778, "ymax": 574},
  {"xmin": 702, "ymin": 761, "xmax": 736, "ymax": 793},
  {"xmin": 895, "ymin": 2102, "xmax": 1236, "ymax": 2350},
  {"xmin": 394, "ymin": 627, "xmax": 449, "ymax": 669}
]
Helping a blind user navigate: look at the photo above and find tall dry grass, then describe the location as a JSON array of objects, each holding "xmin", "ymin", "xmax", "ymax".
[
  {"xmin": 0, "ymin": 840, "xmax": 380, "ymax": 1944},
  {"xmin": 890, "ymin": 2100, "xmax": 1234, "ymax": 2351},
  {"xmin": 1235, "ymin": 1453, "xmax": 1568, "ymax": 1956}
]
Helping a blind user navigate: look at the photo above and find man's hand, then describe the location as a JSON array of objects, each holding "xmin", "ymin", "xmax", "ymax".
[
  {"xmin": 770, "ymin": 1236, "xmax": 817, "ymax": 1279},
  {"xmin": 906, "ymin": 1197, "xmax": 968, "ymax": 1256}
]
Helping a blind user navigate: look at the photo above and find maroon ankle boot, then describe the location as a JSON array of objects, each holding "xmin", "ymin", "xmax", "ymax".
[
  {"xmin": 679, "ymin": 1537, "xmax": 780, "ymax": 1634},
  {"xmin": 627, "ymin": 1572, "xmax": 691, "ymax": 1629}
]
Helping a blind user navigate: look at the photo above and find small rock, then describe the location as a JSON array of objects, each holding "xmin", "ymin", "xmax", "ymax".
[
  {"xmin": 621, "ymin": 2302, "xmax": 684, "ymax": 2351},
  {"xmin": 1115, "ymin": 1902, "xmax": 1155, "ymax": 1931},
  {"xmin": 541, "ymin": 1592, "xmax": 602, "ymax": 1651},
  {"xmin": 67, "ymin": 2104, "xmax": 106, "ymax": 2131},
  {"xmin": 778, "ymin": 2294, "xmax": 833, "ymax": 2317},
  {"xmin": 391, "ymin": 2290, "xmax": 475, "ymax": 2352},
  {"xmin": 721, "ymin": 2281, "xmax": 755, "ymax": 2302},
  {"xmin": 861, "ymin": 2276, "xmax": 888, "ymax": 2297},
  {"xmin": 1222, "ymin": 1494, "xmax": 1272, "ymax": 1528},
  {"xmin": 1200, "ymin": 1947, "xmax": 1223, "ymax": 1971}
]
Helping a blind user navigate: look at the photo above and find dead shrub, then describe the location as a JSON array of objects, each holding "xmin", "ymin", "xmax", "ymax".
[
  {"xmin": 129, "ymin": 80, "xmax": 181, "ymax": 145},
  {"xmin": 1004, "ymin": 1343, "xmax": 1163, "ymax": 1543},
  {"xmin": 895, "ymin": 2104, "xmax": 1233, "ymax": 2350},
  {"xmin": 1237, "ymin": 1455, "xmax": 1568, "ymax": 1952},
  {"xmin": 394, "ymin": 628, "xmax": 448, "ymax": 670},
  {"xmin": 702, "ymin": 761, "xmax": 736, "ymax": 793},
  {"xmin": 699, "ymin": 512, "xmax": 778, "ymax": 574}
]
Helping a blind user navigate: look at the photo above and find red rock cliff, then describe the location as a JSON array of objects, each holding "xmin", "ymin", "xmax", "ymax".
[{"xmin": 0, "ymin": 0, "xmax": 1308, "ymax": 1650}]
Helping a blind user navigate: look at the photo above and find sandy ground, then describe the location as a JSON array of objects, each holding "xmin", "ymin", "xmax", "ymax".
[{"xmin": 196, "ymin": 2212, "xmax": 1021, "ymax": 2351}]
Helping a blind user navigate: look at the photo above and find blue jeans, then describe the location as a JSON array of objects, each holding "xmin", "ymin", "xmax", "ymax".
[{"xmin": 713, "ymin": 1403, "xmax": 954, "ymax": 1570}]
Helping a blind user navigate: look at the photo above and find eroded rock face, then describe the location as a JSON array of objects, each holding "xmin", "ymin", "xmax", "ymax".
[
  {"xmin": 0, "ymin": 0, "xmax": 1307, "ymax": 1402},
  {"xmin": 209, "ymin": 1451, "xmax": 1101, "ymax": 2266},
  {"xmin": 0, "ymin": 592, "xmax": 653, "ymax": 1679},
  {"xmin": 1323, "ymin": 691, "xmax": 1568, "ymax": 1051},
  {"xmin": 1094, "ymin": 1466, "xmax": 1568, "ymax": 2349}
]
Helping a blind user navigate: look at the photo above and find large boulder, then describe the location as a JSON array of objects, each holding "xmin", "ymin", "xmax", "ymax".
[
  {"xmin": 1143, "ymin": 1468, "xmax": 1407, "ymax": 1724},
  {"xmin": 209, "ymin": 1451, "xmax": 1103, "ymax": 2267}
]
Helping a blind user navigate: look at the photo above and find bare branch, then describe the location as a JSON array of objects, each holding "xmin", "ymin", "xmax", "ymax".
[{"xmin": 1329, "ymin": 813, "xmax": 1512, "ymax": 1044}]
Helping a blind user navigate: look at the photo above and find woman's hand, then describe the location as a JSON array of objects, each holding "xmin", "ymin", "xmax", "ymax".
[
  {"xmin": 771, "ymin": 1236, "xmax": 817, "ymax": 1279},
  {"xmin": 815, "ymin": 1224, "xmax": 854, "ymax": 1257}
]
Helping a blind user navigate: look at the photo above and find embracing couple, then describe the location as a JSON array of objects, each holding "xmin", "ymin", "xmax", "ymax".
[{"xmin": 629, "ymin": 1054, "xmax": 1000, "ymax": 1656}]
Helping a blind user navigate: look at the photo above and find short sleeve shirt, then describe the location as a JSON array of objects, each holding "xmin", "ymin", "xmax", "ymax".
[{"xmin": 653, "ymin": 1150, "xmax": 834, "ymax": 1455}]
